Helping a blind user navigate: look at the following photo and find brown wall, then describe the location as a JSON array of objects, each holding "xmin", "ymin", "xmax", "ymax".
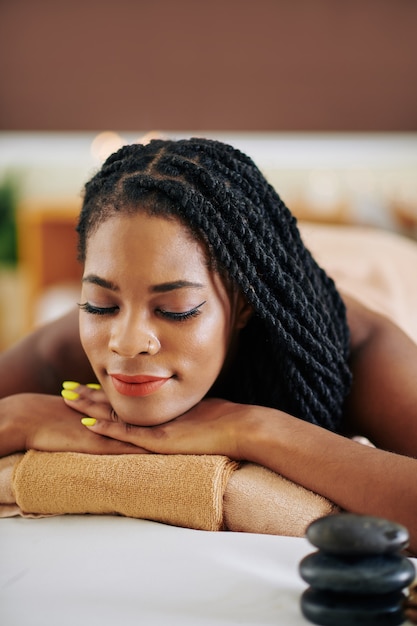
[{"xmin": 1, "ymin": 0, "xmax": 417, "ymax": 131}]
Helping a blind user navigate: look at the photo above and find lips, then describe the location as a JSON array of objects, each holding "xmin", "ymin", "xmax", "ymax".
[{"xmin": 110, "ymin": 374, "xmax": 170, "ymax": 397}]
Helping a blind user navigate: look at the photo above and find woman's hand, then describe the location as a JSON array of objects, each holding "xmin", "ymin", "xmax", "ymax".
[
  {"xmin": 0, "ymin": 392, "xmax": 149, "ymax": 457},
  {"xmin": 62, "ymin": 384, "xmax": 255, "ymax": 459}
]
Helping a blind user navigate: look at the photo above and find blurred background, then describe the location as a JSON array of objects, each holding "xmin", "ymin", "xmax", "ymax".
[{"xmin": 1, "ymin": 0, "xmax": 417, "ymax": 348}]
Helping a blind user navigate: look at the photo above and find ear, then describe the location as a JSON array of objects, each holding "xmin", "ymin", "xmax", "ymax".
[{"xmin": 234, "ymin": 293, "xmax": 253, "ymax": 330}]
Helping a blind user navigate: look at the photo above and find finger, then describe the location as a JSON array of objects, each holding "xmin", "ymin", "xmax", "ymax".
[
  {"xmin": 62, "ymin": 381, "xmax": 109, "ymax": 403},
  {"xmin": 67, "ymin": 397, "xmax": 115, "ymax": 421},
  {"xmin": 61, "ymin": 384, "xmax": 115, "ymax": 421},
  {"xmin": 71, "ymin": 427, "xmax": 151, "ymax": 455},
  {"xmin": 86, "ymin": 433, "xmax": 151, "ymax": 455},
  {"xmin": 71, "ymin": 411, "xmax": 151, "ymax": 455},
  {"xmin": 81, "ymin": 418, "xmax": 166, "ymax": 453}
]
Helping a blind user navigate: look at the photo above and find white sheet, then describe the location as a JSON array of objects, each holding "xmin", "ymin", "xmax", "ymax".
[
  {"xmin": 1, "ymin": 516, "xmax": 314, "ymax": 625},
  {"xmin": 1, "ymin": 516, "xmax": 415, "ymax": 625}
]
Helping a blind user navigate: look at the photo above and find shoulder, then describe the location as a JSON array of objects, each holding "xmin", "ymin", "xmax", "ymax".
[
  {"xmin": 36, "ymin": 308, "xmax": 95, "ymax": 392},
  {"xmin": 342, "ymin": 291, "xmax": 416, "ymax": 357},
  {"xmin": 341, "ymin": 293, "xmax": 417, "ymax": 454},
  {"xmin": 342, "ymin": 291, "xmax": 416, "ymax": 382},
  {"xmin": 0, "ymin": 308, "xmax": 94, "ymax": 397},
  {"xmin": 342, "ymin": 293, "xmax": 386, "ymax": 351}
]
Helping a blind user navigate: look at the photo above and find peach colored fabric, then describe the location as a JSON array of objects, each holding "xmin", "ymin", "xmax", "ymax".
[
  {"xmin": 0, "ymin": 451, "xmax": 337, "ymax": 536},
  {"xmin": 223, "ymin": 462, "xmax": 339, "ymax": 536},
  {"xmin": 0, "ymin": 454, "xmax": 24, "ymax": 517},
  {"xmin": 300, "ymin": 223, "xmax": 417, "ymax": 344},
  {"xmin": 12, "ymin": 451, "xmax": 238, "ymax": 531}
]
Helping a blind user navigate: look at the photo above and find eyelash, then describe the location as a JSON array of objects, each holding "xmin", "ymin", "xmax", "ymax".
[
  {"xmin": 161, "ymin": 302, "xmax": 206, "ymax": 321},
  {"xmin": 78, "ymin": 301, "xmax": 206, "ymax": 322},
  {"xmin": 78, "ymin": 302, "xmax": 118, "ymax": 316}
]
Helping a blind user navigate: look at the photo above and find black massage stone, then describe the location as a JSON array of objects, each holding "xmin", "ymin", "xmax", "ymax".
[
  {"xmin": 299, "ymin": 514, "xmax": 415, "ymax": 626},
  {"xmin": 299, "ymin": 551, "xmax": 415, "ymax": 595},
  {"xmin": 301, "ymin": 588, "xmax": 407, "ymax": 626},
  {"xmin": 306, "ymin": 513, "xmax": 410, "ymax": 555}
]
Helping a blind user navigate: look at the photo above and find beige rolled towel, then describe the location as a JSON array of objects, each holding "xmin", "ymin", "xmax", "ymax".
[
  {"xmin": 0, "ymin": 451, "xmax": 339, "ymax": 535},
  {"xmin": 0, "ymin": 453, "xmax": 25, "ymax": 517},
  {"xmin": 223, "ymin": 462, "xmax": 339, "ymax": 536},
  {"xmin": 13, "ymin": 450, "xmax": 238, "ymax": 531}
]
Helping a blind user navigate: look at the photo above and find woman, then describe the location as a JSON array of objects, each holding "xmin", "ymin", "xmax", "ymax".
[{"xmin": 1, "ymin": 138, "xmax": 417, "ymax": 550}]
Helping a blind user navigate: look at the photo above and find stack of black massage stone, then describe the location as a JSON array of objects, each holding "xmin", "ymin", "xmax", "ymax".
[{"xmin": 299, "ymin": 513, "xmax": 416, "ymax": 625}]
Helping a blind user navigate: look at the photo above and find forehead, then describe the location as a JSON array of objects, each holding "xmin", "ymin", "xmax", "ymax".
[{"xmin": 84, "ymin": 212, "xmax": 210, "ymax": 277}]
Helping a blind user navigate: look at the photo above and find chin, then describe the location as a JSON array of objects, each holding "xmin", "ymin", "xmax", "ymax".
[
  {"xmin": 111, "ymin": 399, "xmax": 184, "ymax": 428},
  {"xmin": 124, "ymin": 413, "xmax": 177, "ymax": 427}
]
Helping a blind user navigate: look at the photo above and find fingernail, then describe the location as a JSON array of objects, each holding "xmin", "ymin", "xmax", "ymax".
[
  {"xmin": 81, "ymin": 417, "xmax": 97, "ymax": 427},
  {"xmin": 61, "ymin": 389, "xmax": 80, "ymax": 401},
  {"xmin": 86, "ymin": 383, "xmax": 101, "ymax": 389},
  {"xmin": 62, "ymin": 381, "xmax": 80, "ymax": 390}
]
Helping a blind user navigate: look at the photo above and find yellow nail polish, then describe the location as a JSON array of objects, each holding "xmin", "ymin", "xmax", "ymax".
[
  {"xmin": 86, "ymin": 383, "xmax": 101, "ymax": 390},
  {"xmin": 61, "ymin": 389, "xmax": 79, "ymax": 401},
  {"xmin": 62, "ymin": 381, "xmax": 80, "ymax": 390},
  {"xmin": 81, "ymin": 417, "xmax": 97, "ymax": 427}
]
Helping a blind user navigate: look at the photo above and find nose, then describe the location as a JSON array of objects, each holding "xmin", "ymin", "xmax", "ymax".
[{"xmin": 109, "ymin": 313, "xmax": 161, "ymax": 357}]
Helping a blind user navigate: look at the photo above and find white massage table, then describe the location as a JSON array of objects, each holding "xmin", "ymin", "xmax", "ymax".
[
  {"xmin": 2, "ymin": 516, "xmax": 313, "ymax": 625},
  {"xmin": 2, "ymin": 515, "xmax": 417, "ymax": 625}
]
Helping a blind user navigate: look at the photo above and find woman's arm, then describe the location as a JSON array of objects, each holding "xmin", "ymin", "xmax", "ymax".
[
  {"xmin": 72, "ymin": 392, "xmax": 417, "ymax": 553},
  {"xmin": 0, "ymin": 308, "xmax": 94, "ymax": 397},
  {"xmin": 0, "ymin": 392, "xmax": 149, "ymax": 457}
]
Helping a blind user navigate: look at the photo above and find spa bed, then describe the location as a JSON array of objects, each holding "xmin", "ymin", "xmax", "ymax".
[
  {"xmin": 1, "ymin": 223, "xmax": 417, "ymax": 625},
  {"xmin": 1, "ymin": 516, "xmax": 313, "ymax": 625},
  {"xmin": 2, "ymin": 516, "xmax": 416, "ymax": 625}
]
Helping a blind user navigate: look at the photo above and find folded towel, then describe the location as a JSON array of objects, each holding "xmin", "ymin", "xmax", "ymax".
[
  {"xmin": 0, "ymin": 451, "xmax": 339, "ymax": 535},
  {"xmin": 0, "ymin": 453, "xmax": 25, "ymax": 518},
  {"xmin": 13, "ymin": 450, "xmax": 238, "ymax": 531},
  {"xmin": 223, "ymin": 462, "xmax": 338, "ymax": 536}
]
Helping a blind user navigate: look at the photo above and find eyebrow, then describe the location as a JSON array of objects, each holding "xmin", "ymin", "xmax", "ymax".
[
  {"xmin": 151, "ymin": 280, "xmax": 205, "ymax": 293},
  {"xmin": 82, "ymin": 275, "xmax": 205, "ymax": 293}
]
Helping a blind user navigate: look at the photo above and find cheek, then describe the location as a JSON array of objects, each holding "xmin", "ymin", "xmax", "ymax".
[
  {"xmin": 184, "ymin": 312, "xmax": 230, "ymax": 369},
  {"xmin": 79, "ymin": 317, "xmax": 105, "ymax": 362}
]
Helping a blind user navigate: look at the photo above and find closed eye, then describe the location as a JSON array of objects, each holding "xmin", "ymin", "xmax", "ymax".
[
  {"xmin": 78, "ymin": 302, "xmax": 119, "ymax": 316},
  {"xmin": 158, "ymin": 300, "xmax": 206, "ymax": 322}
]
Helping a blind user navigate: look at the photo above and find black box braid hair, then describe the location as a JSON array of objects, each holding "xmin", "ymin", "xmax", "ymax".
[{"xmin": 77, "ymin": 137, "xmax": 352, "ymax": 432}]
